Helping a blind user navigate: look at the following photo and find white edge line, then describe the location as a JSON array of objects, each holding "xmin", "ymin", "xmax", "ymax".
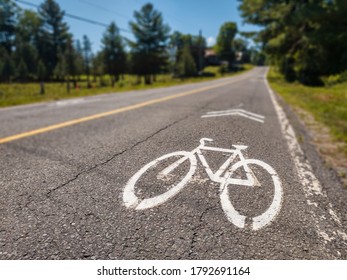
[{"xmin": 263, "ymin": 68, "xmax": 347, "ymax": 245}]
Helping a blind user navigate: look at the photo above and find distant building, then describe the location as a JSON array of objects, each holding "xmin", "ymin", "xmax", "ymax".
[
  {"xmin": 235, "ymin": 51, "xmax": 243, "ymax": 62},
  {"xmin": 204, "ymin": 48, "xmax": 220, "ymax": 66}
]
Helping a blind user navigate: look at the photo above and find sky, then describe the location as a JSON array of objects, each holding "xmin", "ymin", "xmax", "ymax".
[{"xmin": 16, "ymin": 0, "xmax": 261, "ymax": 52}]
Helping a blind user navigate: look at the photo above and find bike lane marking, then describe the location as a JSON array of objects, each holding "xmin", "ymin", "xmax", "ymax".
[
  {"xmin": 201, "ymin": 109, "xmax": 265, "ymax": 123},
  {"xmin": 0, "ymin": 76, "xmax": 248, "ymax": 145},
  {"xmin": 264, "ymin": 70, "xmax": 347, "ymax": 253},
  {"xmin": 123, "ymin": 138, "xmax": 283, "ymax": 230}
]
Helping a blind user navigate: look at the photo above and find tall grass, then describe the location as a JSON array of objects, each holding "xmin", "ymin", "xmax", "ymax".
[{"xmin": 268, "ymin": 67, "xmax": 347, "ymax": 151}]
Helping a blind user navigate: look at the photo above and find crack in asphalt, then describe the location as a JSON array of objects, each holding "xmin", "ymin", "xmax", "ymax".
[
  {"xmin": 14, "ymin": 101, "xmax": 216, "ymax": 259},
  {"xmin": 45, "ymin": 99, "xmax": 214, "ymax": 199},
  {"xmin": 11, "ymin": 92, "xmax": 241, "ymax": 259},
  {"xmin": 45, "ymin": 116, "xmax": 191, "ymax": 197},
  {"xmin": 188, "ymin": 206, "xmax": 217, "ymax": 259},
  {"xmin": 13, "ymin": 232, "xmax": 29, "ymax": 243}
]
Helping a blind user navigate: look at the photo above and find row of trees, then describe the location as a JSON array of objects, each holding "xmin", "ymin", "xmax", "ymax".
[
  {"xmin": 239, "ymin": 0, "xmax": 347, "ymax": 85},
  {"xmin": 0, "ymin": 0, "xmax": 254, "ymax": 89}
]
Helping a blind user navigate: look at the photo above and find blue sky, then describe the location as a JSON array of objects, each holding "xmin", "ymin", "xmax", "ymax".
[{"xmin": 16, "ymin": 0, "xmax": 261, "ymax": 51}]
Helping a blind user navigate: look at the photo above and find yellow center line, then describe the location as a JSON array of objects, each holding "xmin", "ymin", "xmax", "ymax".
[{"xmin": 0, "ymin": 78, "xmax": 244, "ymax": 144}]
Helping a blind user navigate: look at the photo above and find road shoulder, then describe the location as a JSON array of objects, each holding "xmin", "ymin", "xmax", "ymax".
[{"xmin": 271, "ymin": 87, "xmax": 347, "ymax": 231}]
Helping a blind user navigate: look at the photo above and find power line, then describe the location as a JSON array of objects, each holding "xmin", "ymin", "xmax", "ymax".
[
  {"xmin": 130, "ymin": 0, "xmax": 201, "ymax": 31},
  {"xmin": 78, "ymin": 0, "xmax": 131, "ymax": 21},
  {"xmin": 14, "ymin": 0, "xmax": 132, "ymax": 33}
]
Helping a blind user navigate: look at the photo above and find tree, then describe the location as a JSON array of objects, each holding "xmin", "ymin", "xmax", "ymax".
[
  {"xmin": 176, "ymin": 43, "xmax": 197, "ymax": 78},
  {"xmin": 215, "ymin": 22, "xmax": 238, "ymax": 69},
  {"xmin": 13, "ymin": 40, "xmax": 38, "ymax": 79},
  {"xmin": 15, "ymin": 9, "xmax": 41, "ymax": 79},
  {"xmin": 1, "ymin": 49, "xmax": 14, "ymax": 82},
  {"xmin": 249, "ymin": 47, "xmax": 265, "ymax": 66},
  {"xmin": 53, "ymin": 49, "xmax": 66, "ymax": 81},
  {"xmin": 82, "ymin": 35, "xmax": 92, "ymax": 87},
  {"xmin": 169, "ymin": 31, "xmax": 206, "ymax": 75},
  {"xmin": 91, "ymin": 51, "xmax": 104, "ymax": 85},
  {"xmin": 129, "ymin": 3, "xmax": 170, "ymax": 84},
  {"xmin": 37, "ymin": 59, "xmax": 46, "ymax": 94},
  {"xmin": 16, "ymin": 9, "xmax": 41, "ymax": 47},
  {"xmin": 0, "ymin": 60, "xmax": 3, "ymax": 79},
  {"xmin": 193, "ymin": 34, "xmax": 206, "ymax": 72},
  {"xmin": 101, "ymin": 21, "xmax": 126, "ymax": 87},
  {"xmin": 233, "ymin": 38, "xmax": 251, "ymax": 63},
  {"xmin": 0, "ymin": 0, "xmax": 18, "ymax": 53},
  {"xmin": 64, "ymin": 36, "xmax": 78, "ymax": 91},
  {"xmin": 170, "ymin": 31, "xmax": 185, "ymax": 53},
  {"xmin": 238, "ymin": 0, "xmax": 347, "ymax": 85},
  {"xmin": 16, "ymin": 58, "xmax": 28, "ymax": 82},
  {"xmin": 38, "ymin": 0, "xmax": 69, "ymax": 78},
  {"xmin": 74, "ymin": 39, "xmax": 84, "ymax": 81}
]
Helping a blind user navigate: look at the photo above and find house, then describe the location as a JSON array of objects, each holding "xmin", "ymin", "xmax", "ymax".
[{"xmin": 204, "ymin": 48, "xmax": 220, "ymax": 66}]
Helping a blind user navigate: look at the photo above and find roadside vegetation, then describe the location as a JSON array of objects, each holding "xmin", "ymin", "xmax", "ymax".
[
  {"xmin": 0, "ymin": 64, "xmax": 253, "ymax": 107},
  {"xmin": 240, "ymin": 1, "xmax": 347, "ymax": 184},
  {"xmin": 239, "ymin": 1, "xmax": 347, "ymax": 86},
  {"xmin": 268, "ymin": 67, "xmax": 347, "ymax": 155},
  {"xmin": 0, "ymin": 0, "xmax": 260, "ymax": 107}
]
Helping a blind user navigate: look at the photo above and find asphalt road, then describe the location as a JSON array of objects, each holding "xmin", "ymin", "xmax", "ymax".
[{"xmin": 0, "ymin": 67, "xmax": 346, "ymax": 259}]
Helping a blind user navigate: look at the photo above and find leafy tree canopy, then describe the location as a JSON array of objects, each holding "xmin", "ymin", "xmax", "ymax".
[
  {"xmin": 215, "ymin": 22, "xmax": 238, "ymax": 65},
  {"xmin": 238, "ymin": 0, "xmax": 347, "ymax": 85}
]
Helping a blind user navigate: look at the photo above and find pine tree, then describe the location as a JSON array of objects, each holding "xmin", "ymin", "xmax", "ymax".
[
  {"xmin": 37, "ymin": 59, "xmax": 46, "ymax": 94},
  {"xmin": 91, "ymin": 51, "xmax": 103, "ymax": 84},
  {"xmin": 101, "ymin": 21, "xmax": 126, "ymax": 87},
  {"xmin": 16, "ymin": 59, "xmax": 28, "ymax": 82},
  {"xmin": 64, "ymin": 36, "xmax": 78, "ymax": 91},
  {"xmin": 82, "ymin": 35, "xmax": 92, "ymax": 88},
  {"xmin": 177, "ymin": 43, "xmax": 197, "ymax": 78},
  {"xmin": 74, "ymin": 39, "xmax": 84, "ymax": 82},
  {"xmin": 129, "ymin": 3, "xmax": 170, "ymax": 84},
  {"xmin": 1, "ymin": 49, "xmax": 14, "ymax": 82},
  {"xmin": 38, "ymin": 0, "xmax": 69, "ymax": 78},
  {"xmin": 0, "ymin": 0, "xmax": 18, "ymax": 53},
  {"xmin": 13, "ymin": 40, "xmax": 38, "ymax": 79},
  {"xmin": 53, "ymin": 49, "xmax": 66, "ymax": 81},
  {"xmin": 17, "ymin": 9, "xmax": 41, "ymax": 48}
]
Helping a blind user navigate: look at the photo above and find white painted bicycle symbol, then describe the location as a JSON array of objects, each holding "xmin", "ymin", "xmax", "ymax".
[{"xmin": 123, "ymin": 138, "xmax": 282, "ymax": 230}]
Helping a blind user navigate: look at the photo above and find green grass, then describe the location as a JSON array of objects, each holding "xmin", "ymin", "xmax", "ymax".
[
  {"xmin": 0, "ymin": 65, "xmax": 253, "ymax": 108},
  {"xmin": 267, "ymin": 67, "xmax": 347, "ymax": 152}
]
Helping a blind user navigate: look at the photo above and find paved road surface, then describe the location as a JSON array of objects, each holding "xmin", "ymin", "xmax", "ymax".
[{"xmin": 0, "ymin": 67, "xmax": 346, "ymax": 259}]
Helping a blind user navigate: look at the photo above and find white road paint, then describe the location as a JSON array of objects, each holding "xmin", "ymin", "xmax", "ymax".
[
  {"xmin": 123, "ymin": 151, "xmax": 197, "ymax": 210},
  {"xmin": 123, "ymin": 138, "xmax": 282, "ymax": 230},
  {"xmin": 264, "ymin": 70, "xmax": 347, "ymax": 249},
  {"xmin": 220, "ymin": 159, "xmax": 282, "ymax": 230},
  {"xmin": 52, "ymin": 99, "xmax": 85, "ymax": 106},
  {"xmin": 201, "ymin": 109, "xmax": 265, "ymax": 123},
  {"xmin": 49, "ymin": 98, "xmax": 102, "ymax": 107}
]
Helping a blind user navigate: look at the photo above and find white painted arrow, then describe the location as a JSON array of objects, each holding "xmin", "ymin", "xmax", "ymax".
[{"xmin": 201, "ymin": 109, "xmax": 265, "ymax": 123}]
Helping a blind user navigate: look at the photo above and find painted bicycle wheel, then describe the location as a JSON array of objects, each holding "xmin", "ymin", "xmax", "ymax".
[
  {"xmin": 220, "ymin": 159, "xmax": 282, "ymax": 230},
  {"xmin": 123, "ymin": 151, "xmax": 197, "ymax": 210}
]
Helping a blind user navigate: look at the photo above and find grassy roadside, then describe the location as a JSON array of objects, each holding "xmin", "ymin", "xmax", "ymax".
[
  {"xmin": 268, "ymin": 67, "xmax": 347, "ymax": 150},
  {"xmin": 267, "ymin": 67, "xmax": 347, "ymax": 184},
  {"xmin": 0, "ymin": 64, "xmax": 253, "ymax": 108}
]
